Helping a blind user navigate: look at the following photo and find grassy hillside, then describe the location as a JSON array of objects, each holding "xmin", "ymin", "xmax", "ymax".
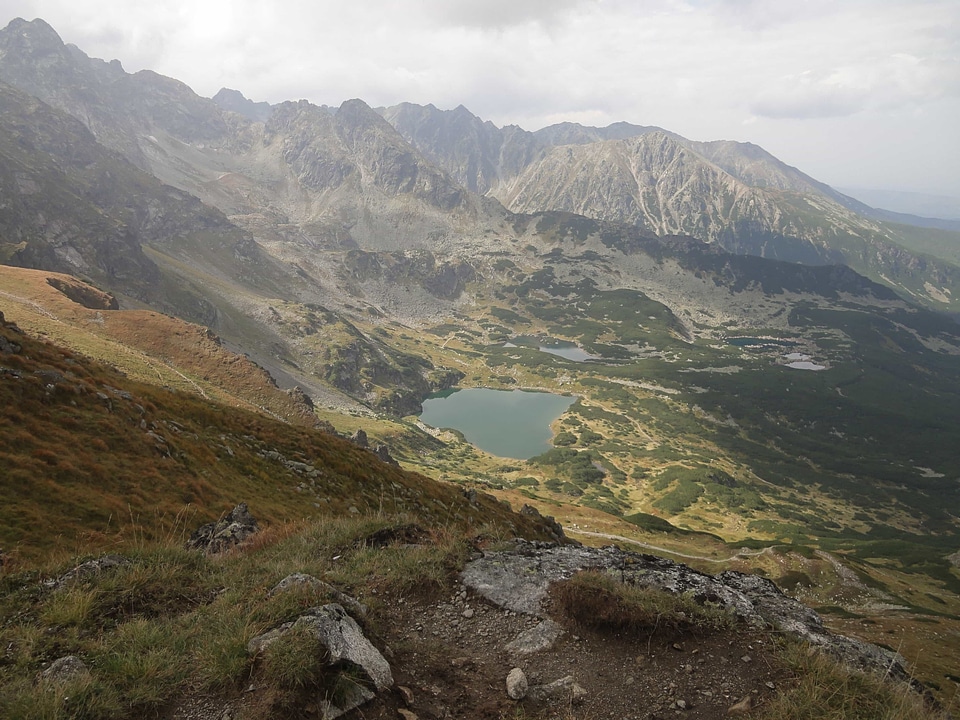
[
  {"xmin": 1, "ymin": 513, "xmax": 947, "ymax": 720},
  {"xmin": 0, "ymin": 265, "xmax": 320, "ymax": 426},
  {"xmin": 0, "ymin": 312, "xmax": 553, "ymax": 561}
]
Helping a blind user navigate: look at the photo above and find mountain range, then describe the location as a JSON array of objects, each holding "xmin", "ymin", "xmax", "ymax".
[{"xmin": 2, "ymin": 15, "xmax": 960, "ymax": 701}]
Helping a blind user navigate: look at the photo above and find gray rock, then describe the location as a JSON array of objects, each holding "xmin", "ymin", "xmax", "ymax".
[
  {"xmin": 527, "ymin": 675, "xmax": 587, "ymax": 703},
  {"xmin": 269, "ymin": 574, "xmax": 368, "ymax": 617},
  {"xmin": 39, "ymin": 656, "xmax": 91, "ymax": 686},
  {"xmin": 248, "ymin": 604, "xmax": 392, "ymax": 707},
  {"xmin": 716, "ymin": 570, "xmax": 911, "ymax": 682},
  {"xmin": 372, "ymin": 444, "xmax": 399, "ymax": 466},
  {"xmin": 0, "ymin": 334, "xmax": 23, "ymax": 354},
  {"xmin": 506, "ymin": 667, "xmax": 528, "ymax": 700},
  {"xmin": 519, "ymin": 504, "xmax": 566, "ymax": 542},
  {"xmin": 462, "ymin": 541, "xmax": 914, "ymax": 683},
  {"xmin": 246, "ymin": 626, "xmax": 287, "ymax": 656},
  {"xmin": 0, "ymin": 311, "xmax": 22, "ymax": 339},
  {"xmin": 504, "ymin": 619, "xmax": 564, "ymax": 655},
  {"xmin": 349, "ymin": 429, "xmax": 369, "ymax": 448},
  {"xmin": 319, "ymin": 680, "xmax": 375, "ymax": 720},
  {"xmin": 44, "ymin": 554, "xmax": 130, "ymax": 591},
  {"xmin": 727, "ymin": 695, "xmax": 754, "ymax": 714},
  {"xmin": 186, "ymin": 503, "xmax": 258, "ymax": 554}
]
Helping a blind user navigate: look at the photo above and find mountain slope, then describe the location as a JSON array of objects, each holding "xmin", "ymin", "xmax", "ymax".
[
  {"xmin": 0, "ymin": 312, "xmax": 556, "ymax": 558},
  {"xmin": 3, "ymin": 17, "xmax": 960, "ymax": 543},
  {"xmin": 379, "ymin": 101, "xmax": 960, "ymax": 311},
  {"xmin": 0, "ymin": 17, "xmax": 228, "ymax": 170},
  {"xmin": 0, "ymin": 265, "xmax": 325, "ymax": 427},
  {"xmin": 0, "ymin": 79, "xmax": 257, "ymax": 325}
]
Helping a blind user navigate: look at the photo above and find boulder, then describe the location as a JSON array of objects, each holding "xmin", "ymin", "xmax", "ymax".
[
  {"xmin": 349, "ymin": 429, "xmax": 369, "ymax": 448},
  {"xmin": 527, "ymin": 675, "xmax": 587, "ymax": 704},
  {"xmin": 519, "ymin": 504, "xmax": 566, "ymax": 542},
  {"xmin": 505, "ymin": 667, "xmax": 528, "ymax": 700},
  {"xmin": 248, "ymin": 603, "xmax": 392, "ymax": 718},
  {"xmin": 39, "ymin": 656, "xmax": 91, "ymax": 686},
  {"xmin": 0, "ymin": 334, "xmax": 21, "ymax": 354},
  {"xmin": 373, "ymin": 443, "xmax": 399, "ymax": 466},
  {"xmin": 269, "ymin": 573, "xmax": 368, "ymax": 617},
  {"xmin": 186, "ymin": 503, "xmax": 258, "ymax": 554},
  {"xmin": 504, "ymin": 619, "xmax": 564, "ymax": 655}
]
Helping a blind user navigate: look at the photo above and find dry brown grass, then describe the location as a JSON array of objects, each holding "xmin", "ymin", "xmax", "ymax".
[
  {"xmin": 550, "ymin": 569, "xmax": 733, "ymax": 638},
  {"xmin": 0, "ymin": 318, "xmax": 556, "ymax": 561},
  {"xmin": 0, "ymin": 265, "xmax": 318, "ymax": 426}
]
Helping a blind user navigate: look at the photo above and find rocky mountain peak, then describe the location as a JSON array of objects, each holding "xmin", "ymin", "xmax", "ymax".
[
  {"xmin": 532, "ymin": 120, "xmax": 670, "ymax": 146},
  {"xmin": 0, "ymin": 17, "xmax": 79, "ymax": 93},
  {"xmin": 211, "ymin": 87, "xmax": 272, "ymax": 122},
  {"xmin": 1, "ymin": 17, "xmax": 63, "ymax": 49}
]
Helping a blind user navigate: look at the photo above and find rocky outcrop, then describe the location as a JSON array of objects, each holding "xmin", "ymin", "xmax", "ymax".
[
  {"xmin": 372, "ymin": 444, "xmax": 399, "ymax": 466},
  {"xmin": 349, "ymin": 429, "xmax": 369, "ymax": 448},
  {"xmin": 519, "ymin": 504, "xmax": 567, "ymax": 544},
  {"xmin": 248, "ymin": 603, "xmax": 393, "ymax": 719},
  {"xmin": 186, "ymin": 503, "xmax": 259, "ymax": 554},
  {"xmin": 43, "ymin": 554, "xmax": 130, "ymax": 591},
  {"xmin": 269, "ymin": 573, "xmax": 368, "ymax": 618},
  {"xmin": 462, "ymin": 541, "xmax": 912, "ymax": 684},
  {"xmin": 0, "ymin": 311, "xmax": 22, "ymax": 355}
]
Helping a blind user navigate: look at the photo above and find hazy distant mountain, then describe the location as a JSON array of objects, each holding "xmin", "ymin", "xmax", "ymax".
[
  {"xmin": 0, "ymin": 79, "xmax": 255, "ymax": 324},
  {"xmin": 379, "ymin": 101, "xmax": 960, "ymax": 308},
  {"xmin": 837, "ymin": 187, "xmax": 960, "ymax": 231},
  {"xmin": 839, "ymin": 187, "xmax": 960, "ymax": 221},
  {"xmin": 212, "ymin": 87, "xmax": 273, "ymax": 122},
  {"xmin": 0, "ymin": 18, "xmax": 229, "ymax": 171}
]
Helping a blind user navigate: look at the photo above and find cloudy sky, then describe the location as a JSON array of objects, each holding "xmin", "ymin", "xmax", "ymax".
[{"xmin": 4, "ymin": 0, "xmax": 960, "ymax": 198}]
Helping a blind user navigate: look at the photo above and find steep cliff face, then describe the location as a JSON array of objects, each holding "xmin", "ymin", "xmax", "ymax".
[
  {"xmin": 212, "ymin": 87, "xmax": 273, "ymax": 123},
  {"xmin": 0, "ymin": 18, "xmax": 229, "ymax": 171},
  {"xmin": 492, "ymin": 132, "xmax": 885, "ymax": 249},
  {"xmin": 0, "ymin": 79, "xmax": 263, "ymax": 325},
  {"xmin": 380, "ymin": 102, "xmax": 523, "ymax": 195}
]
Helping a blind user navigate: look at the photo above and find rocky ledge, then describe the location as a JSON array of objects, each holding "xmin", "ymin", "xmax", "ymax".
[{"xmin": 462, "ymin": 540, "xmax": 913, "ymax": 685}]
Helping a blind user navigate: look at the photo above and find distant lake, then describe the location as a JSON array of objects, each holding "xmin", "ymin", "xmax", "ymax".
[
  {"xmin": 505, "ymin": 338, "xmax": 599, "ymax": 362},
  {"xmin": 784, "ymin": 353, "xmax": 826, "ymax": 371},
  {"xmin": 419, "ymin": 388, "xmax": 575, "ymax": 459},
  {"xmin": 727, "ymin": 337, "xmax": 797, "ymax": 348}
]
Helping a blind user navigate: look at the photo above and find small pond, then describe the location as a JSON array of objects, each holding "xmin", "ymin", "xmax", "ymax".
[
  {"xmin": 727, "ymin": 337, "xmax": 797, "ymax": 348},
  {"xmin": 783, "ymin": 353, "xmax": 826, "ymax": 371},
  {"xmin": 419, "ymin": 388, "xmax": 575, "ymax": 459},
  {"xmin": 504, "ymin": 337, "xmax": 600, "ymax": 362}
]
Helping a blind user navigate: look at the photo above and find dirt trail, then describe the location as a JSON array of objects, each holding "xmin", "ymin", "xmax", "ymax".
[{"xmin": 567, "ymin": 529, "xmax": 771, "ymax": 564}]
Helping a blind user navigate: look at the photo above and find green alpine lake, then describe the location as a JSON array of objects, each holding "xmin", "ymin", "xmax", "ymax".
[{"xmin": 418, "ymin": 388, "xmax": 576, "ymax": 459}]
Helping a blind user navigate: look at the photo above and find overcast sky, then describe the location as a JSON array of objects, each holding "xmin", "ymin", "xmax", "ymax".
[{"xmin": 4, "ymin": 0, "xmax": 959, "ymax": 197}]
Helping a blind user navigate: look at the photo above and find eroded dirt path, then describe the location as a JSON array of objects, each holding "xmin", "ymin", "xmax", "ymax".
[{"xmin": 364, "ymin": 581, "xmax": 791, "ymax": 720}]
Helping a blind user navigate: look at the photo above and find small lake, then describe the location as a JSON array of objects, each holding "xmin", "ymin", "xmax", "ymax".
[
  {"xmin": 727, "ymin": 337, "xmax": 797, "ymax": 348},
  {"xmin": 504, "ymin": 338, "xmax": 599, "ymax": 362},
  {"xmin": 419, "ymin": 388, "xmax": 575, "ymax": 459},
  {"xmin": 783, "ymin": 353, "xmax": 826, "ymax": 371}
]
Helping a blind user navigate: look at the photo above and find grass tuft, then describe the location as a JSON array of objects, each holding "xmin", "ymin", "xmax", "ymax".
[
  {"xmin": 551, "ymin": 569, "xmax": 734, "ymax": 637},
  {"xmin": 757, "ymin": 641, "xmax": 948, "ymax": 720}
]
